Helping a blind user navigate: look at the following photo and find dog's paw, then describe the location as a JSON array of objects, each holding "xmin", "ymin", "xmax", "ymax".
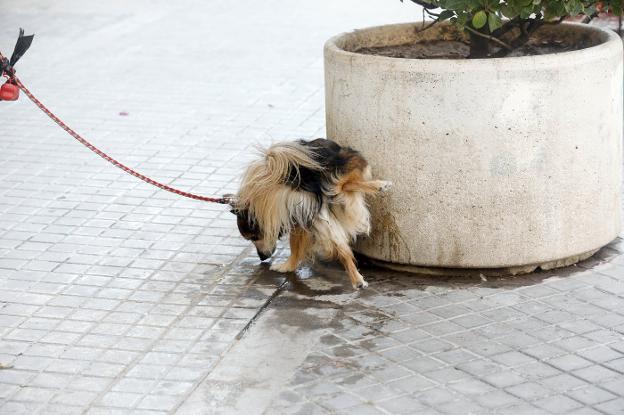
[
  {"xmin": 378, "ymin": 181, "xmax": 393, "ymax": 192},
  {"xmin": 270, "ymin": 262, "xmax": 296, "ymax": 273},
  {"xmin": 353, "ymin": 278, "xmax": 369, "ymax": 289}
]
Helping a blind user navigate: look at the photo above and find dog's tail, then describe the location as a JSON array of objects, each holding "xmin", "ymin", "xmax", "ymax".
[
  {"xmin": 263, "ymin": 142, "xmax": 320, "ymax": 185},
  {"xmin": 238, "ymin": 142, "xmax": 320, "ymax": 202},
  {"xmin": 237, "ymin": 142, "xmax": 321, "ymax": 242}
]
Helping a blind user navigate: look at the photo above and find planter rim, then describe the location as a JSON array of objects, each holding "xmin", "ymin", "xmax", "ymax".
[{"xmin": 324, "ymin": 21, "xmax": 622, "ymax": 71}]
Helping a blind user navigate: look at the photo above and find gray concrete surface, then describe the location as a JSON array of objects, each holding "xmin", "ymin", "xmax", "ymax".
[{"xmin": 1, "ymin": 1, "xmax": 624, "ymax": 414}]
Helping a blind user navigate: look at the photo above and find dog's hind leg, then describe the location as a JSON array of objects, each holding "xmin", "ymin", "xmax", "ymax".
[
  {"xmin": 334, "ymin": 170, "xmax": 392, "ymax": 195},
  {"xmin": 341, "ymin": 179, "xmax": 392, "ymax": 194},
  {"xmin": 336, "ymin": 244, "xmax": 368, "ymax": 289},
  {"xmin": 270, "ymin": 227, "xmax": 312, "ymax": 273}
]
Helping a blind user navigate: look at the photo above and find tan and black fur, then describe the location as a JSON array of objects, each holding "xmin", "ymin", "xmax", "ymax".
[{"xmin": 231, "ymin": 139, "xmax": 391, "ymax": 289}]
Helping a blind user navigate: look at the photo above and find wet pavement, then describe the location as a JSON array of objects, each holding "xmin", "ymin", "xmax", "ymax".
[
  {"xmin": 2, "ymin": 0, "xmax": 624, "ymax": 414},
  {"xmin": 182, "ymin": 244, "xmax": 624, "ymax": 415}
]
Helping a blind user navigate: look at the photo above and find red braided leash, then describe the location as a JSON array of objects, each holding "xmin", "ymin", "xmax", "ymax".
[
  {"xmin": 0, "ymin": 50, "xmax": 231, "ymax": 205},
  {"xmin": 13, "ymin": 77, "xmax": 231, "ymax": 204}
]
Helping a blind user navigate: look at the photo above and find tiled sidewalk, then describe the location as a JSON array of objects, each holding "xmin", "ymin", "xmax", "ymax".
[
  {"xmin": 0, "ymin": 0, "xmax": 409, "ymax": 413},
  {"xmin": 2, "ymin": 1, "xmax": 624, "ymax": 414}
]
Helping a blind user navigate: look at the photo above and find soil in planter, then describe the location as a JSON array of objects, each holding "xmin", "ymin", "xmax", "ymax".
[{"xmin": 356, "ymin": 38, "xmax": 589, "ymax": 59}]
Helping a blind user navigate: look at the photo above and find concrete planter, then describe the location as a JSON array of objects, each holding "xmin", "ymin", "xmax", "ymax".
[{"xmin": 324, "ymin": 22, "xmax": 623, "ymax": 273}]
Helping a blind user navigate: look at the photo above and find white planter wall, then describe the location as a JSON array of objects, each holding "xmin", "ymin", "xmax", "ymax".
[{"xmin": 325, "ymin": 22, "xmax": 623, "ymax": 269}]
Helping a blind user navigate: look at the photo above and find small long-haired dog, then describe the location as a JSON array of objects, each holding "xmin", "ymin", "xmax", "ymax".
[{"xmin": 230, "ymin": 138, "xmax": 391, "ymax": 289}]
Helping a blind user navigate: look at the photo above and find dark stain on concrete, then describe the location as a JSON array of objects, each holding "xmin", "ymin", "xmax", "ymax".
[{"xmin": 369, "ymin": 203, "xmax": 412, "ymax": 263}]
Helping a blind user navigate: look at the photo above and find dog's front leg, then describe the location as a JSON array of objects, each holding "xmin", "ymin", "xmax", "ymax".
[
  {"xmin": 336, "ymin": 245, "xmax": 368, "ymax": 289},
  {"xmin": 270, "ymin": 227, "xmax": 311, "ymax": 273}
]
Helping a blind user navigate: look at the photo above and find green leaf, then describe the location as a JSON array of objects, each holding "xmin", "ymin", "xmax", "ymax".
[
  {"xmin": 519, "ymin": 6, "xmax": 533, "ymax": 18},
  {"xmin": 500, "ymin": 4, "xmax": 518, "ymax": 17},
  {"xmin": 456, "ymin": 11, "xmax": 469, "ymax": 25},
  {"xmin": 438, "ymin": 9, "xmax": 456, "ymax": 20},
  {"xmin": 487, "ymin": 12, "xmax": 503, "ymax": 31},
  {"xmin": 565, "ymin": 0, "xmax": 583, "ymax": 15},
  {"xmin": 441, "ymin": 0, "xmax": 469, "ymax": 11},
  {"xmin": 472, "ymin": 10, "xmax": 488, "ymax": 28}
]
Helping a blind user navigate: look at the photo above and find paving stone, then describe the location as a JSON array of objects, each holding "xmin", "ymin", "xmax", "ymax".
[
  {"xmin": 319, "ymin": 392, "xmax": 363, "ymax": 411},
  {"xmin": 534, "ymin": 395, "xmax": 584, "ymax": 414},
  {"xmin": 474, "ymin": 390, "xmax": 522, "ymax": 408},
  {"xmin": 386, "ymin": 374, "xmax": 436, "ymax": 394},
  {"xmin": 548, "ymin": 354, "xmax": 595, "ymax": 371},
  {"xmin": 414, "ymin": 387, "xmax": 458, "ymax": 406},
  {"xmin": 438, "ymin": 398, "xmax": 493, "ymax": 415},
  {"xmin": 566, "ymin": 407, "xmax": 608, "ymax": 415},
  {"xmin": 376, "ymin": 395, "xmax": 430, "ymax": 414},
  {"xmin": 594, "ymin": 397, "xmax": 624, "ymax": 414},
  {"xmin": 566, "ymin": 385, "xmax": 618, "ymax": 406},
  {"xmin": 352, "ymin": 383, "xmax": 400, "ymax": 402},
  {"xmin": 541, "ymin": 373, "xmax": 589, "ymax": 393}
]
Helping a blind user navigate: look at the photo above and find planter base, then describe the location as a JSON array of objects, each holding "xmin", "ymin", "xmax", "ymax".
[{"xmin": 366, "ymin": 249, "xmax": 599, "ymax": 277}]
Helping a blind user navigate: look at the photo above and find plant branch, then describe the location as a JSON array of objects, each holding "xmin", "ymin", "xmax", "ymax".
[
  {"xmin": 417, "ymin": 18, "xmax": 439, "ymax": 33},
  {"xmin": 529, "ymin": 14, "xmax": 543, "ymax": 30},
  {"xmin": 520, "ymin": 20, "xmax": 529, "ymax": 38},
  {"xmin": 508, "ymin": 15, "xmax": 542, "ymax": 48},
  {"xmin": 491, "ymin": 17, "xmax": 521, "ymax": 38},
  {"xmin": 491, "ymin": 14, "xmax": 557, "ymax": 58},
  {"xmin": 464, "ymin": 26, "xmax": 513, "ymax": 50},
  {"xmin": 545, "ymin": 16, "xmax": 566, "ymax": 25},
  {"xmin": 581, "ymin": 12, "xmax": 599, "ymax": 23},
  {"xmin": 423, "ymin": 8, "xmax": 441, "ymax": 17}
]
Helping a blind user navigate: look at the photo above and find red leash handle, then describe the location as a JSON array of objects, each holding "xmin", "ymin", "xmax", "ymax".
[{"xmin": 0, "ymin": 49, "xmax": 231, "ymax": 205}]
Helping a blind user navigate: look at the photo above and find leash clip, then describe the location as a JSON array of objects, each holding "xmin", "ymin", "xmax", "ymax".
[{"xmin": 0, "ymin": 56, "xmax": 13, "ymax": 79}]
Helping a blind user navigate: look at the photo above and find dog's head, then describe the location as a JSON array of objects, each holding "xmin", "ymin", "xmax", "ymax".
[{"xmin": 230, "ymin": 206, "xmax": 276, "ymax": 261}]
